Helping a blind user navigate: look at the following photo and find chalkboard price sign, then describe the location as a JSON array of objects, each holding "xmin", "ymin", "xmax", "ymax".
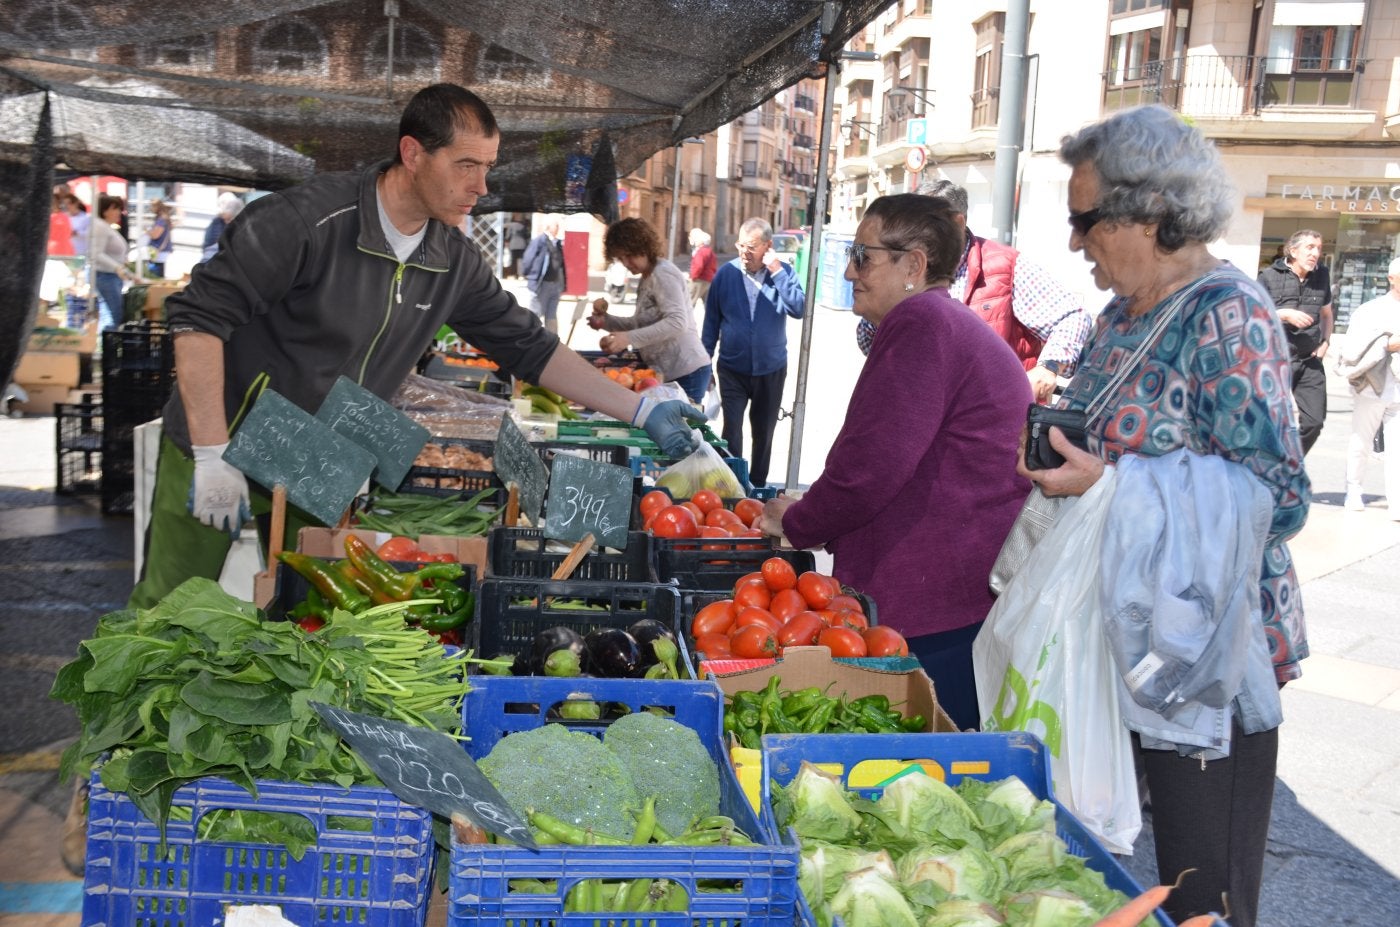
[
  {"xmin": 543, "ymin": 453, "xmax": 633, "ymax": 549},
  {"xmin": 311, "ymin": 702, "xmax": 536, "ymax": 849},
  {"xmin": 223, "ymin": 390, "xmax": 377, "ymax": 527},
  {"xmin": 494, "ymin": 416, "xmax": 548, "ymax": 524},
  {"xmin": 315, "ymin": 376, "xmax": 429, "ymax": 490}
]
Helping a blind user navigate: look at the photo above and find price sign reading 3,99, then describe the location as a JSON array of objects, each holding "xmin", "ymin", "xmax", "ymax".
[{"xmin": 543, "ymin": 453, "xmax": 633, "ymax": 550}]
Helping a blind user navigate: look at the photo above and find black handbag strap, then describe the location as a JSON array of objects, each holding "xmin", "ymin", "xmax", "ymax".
[{"xmin": 1082, "ymin": 268, "xmax": 1233, "ymax": 423}]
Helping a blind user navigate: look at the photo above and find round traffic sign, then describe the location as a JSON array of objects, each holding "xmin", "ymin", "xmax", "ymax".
[
  {"xmin": 617, "ymin": 188, "xmax": 630, "ymax": 204},
  {"xmin": 905, "ymin": 146, "xmax": 927, "ymax": 173}
]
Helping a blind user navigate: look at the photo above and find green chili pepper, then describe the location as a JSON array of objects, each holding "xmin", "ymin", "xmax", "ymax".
[
  {"xmin": 900, "ymin": 714, "xmax": 927, "ymax": 732},
  {"xmin": 730, "ymin": 690, "xmax": 763, "ymax": 714},
  {"xmin": 802, "ymin": 699, "xmax": 838, "ymax": 733},
  {"xmin": 277, "ymin": 551, "xmax": 371, "ymax": 612},
  {"xmin": 849, "ymin": 694, "xmax": 890, "ymax": 713}
]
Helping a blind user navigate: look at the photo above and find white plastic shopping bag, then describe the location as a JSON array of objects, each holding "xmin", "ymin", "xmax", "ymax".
[{"xmin": 973, "ymin": 469, "xmax": 1141, "ymax": 854}]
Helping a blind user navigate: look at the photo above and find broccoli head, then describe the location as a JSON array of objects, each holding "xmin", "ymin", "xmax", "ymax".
[
  {"xmin": 602, "ymin": 711, "xmax": 720, "ymax": 836},
  {"xmin": 478, "ymin": 723, "xmax": 639, "ymax": 840}
]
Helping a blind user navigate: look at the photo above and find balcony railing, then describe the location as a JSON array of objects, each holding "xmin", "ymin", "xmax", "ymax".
[
  {"xmin": 1103, "ymin": 54, "xmax": 1368, "ymax": 116},
  {"xmin": 686, "ymin": 173, "xmax": 711, "ymax": 194},
  {"xmin": 791, "ymin": 134, "xmax": 815, "ymax": 151},
  {"xmin": 794, "ymin": 94, "xmax": 817, "ymax": 113},
  {"xmin": 739, "ymin": 161, "xmax": 773, "ymax": 182}
]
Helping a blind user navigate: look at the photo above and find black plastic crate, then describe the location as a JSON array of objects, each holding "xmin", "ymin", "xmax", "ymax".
[
  {"xmin": 471, "ymin": 576, "xmax": 687, "ymax": 674},
  {"xmin": 654, "ymin": 540, "xmax": 814, "ymax": 592},
  {"xmin": 56, "ymin": 402, "xmax": 103, "ymax": 454},
  {"xmin": 486, "ymin": 527, "xmax": 654, "ymax": 581},
  {"xmin": 57, "ymin": 448, "xmax": 103, "ymax": 496},
  {"xmin": 398, "ymin": 440, "xmax": 632, "ymax": 503},
  {"xmin": 100, "ymin": 324, "xmax": 173, "ymax": 376},
  {"xmin": 421, "ymin": 353, "xmax": 513, "ymax": 398}
]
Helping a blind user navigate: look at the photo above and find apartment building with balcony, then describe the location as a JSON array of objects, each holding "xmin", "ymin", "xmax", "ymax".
[{"xmin": 834, "ymin": 0, "xmax": 1400, "ymax": 322}]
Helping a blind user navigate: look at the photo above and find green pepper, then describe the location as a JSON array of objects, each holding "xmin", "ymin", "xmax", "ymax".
[
  {"xmin": 277, "ymin": 551, "xmax": 371, "ymax": 612},
  {"xmin": 757, "ymin": 676, "xmax": 783, "ymax": 735},
  {"xmin": 853, "ymin": 702, "xmax": 903, "ymax": 733},
  {"xmin": 344, "ymin": 534, "xmax": 465, "ymax": 599},
  {"xmin": 420, "ymin": 599, "xmax": 471, "ymax": 632},
  {"xmin": 849, "ymin": 694, "xmax": 890, "ymax": 714},
  {"xmin": 736, "ymin": 707, "xmax": 761, "ymax": 731},
  {"xmin": 781, "ymin": 686, "xmax": 824, "ymax": 717},
  {"xmin": 730, "ymin": 690, "xmax": 762, "ymax": 714},
  {"xmin": 900, "ymin": 714, "xmax": 927, "ymax": 732},
  {"xmin": 722, "ymin": 710, "xmax": 739, "ymax": 735},
  {"xmin": 802, "ymin": 699, "xmax": 838, "ymax": 733},
  {"xmin": 737, "ymin": 727, "xmax": 760, "ymax": 750}
]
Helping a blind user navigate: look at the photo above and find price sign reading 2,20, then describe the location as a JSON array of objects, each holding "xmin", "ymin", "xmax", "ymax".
[{"xmin": 543, "ymin": 454, "xmax": 633, "ymax": 550}]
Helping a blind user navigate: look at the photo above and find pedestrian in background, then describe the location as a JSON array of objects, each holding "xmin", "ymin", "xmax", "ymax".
[
  {"xmin": 1337, "ymin": 256, "xmax": 1400, "ymax": 517},
  {"xmin": 855, "ymin": 178, "xmax": 1091, "ymax": 404},
  {"xmin": 1258, "ymin": 228, "xmax": 1333, "ymax": 454},
  {"xmin": 590, "ymin": 217, "xmax": 713, "ymax": 402},
  {"xmin": 522, "ymin": 216, "xmax": 567, "ymax": 333},
  {"xmin": 688, "ymin": 227, "xmax": 716, "ymax": 309},
  {"xmin": 145, "ymin": 199, "xmax": 174, "ymax": 278},
  {"xmin": 702, "ymin": 216, "xmax": 805, "ymax": 489},
  {"xmin": 90, "ymin": 194, "xmax": 140, "ymax": 331},
  {"xmin": 200, "ymin": 192, "xmax": 245, "ymax": 263},
  {"xmin": 65, "ymin": 194, "xmax": 90, "ymax": 256},
  {"xmin": 504, "ymin": 214, "xmax": 527, "ymax": 277}
]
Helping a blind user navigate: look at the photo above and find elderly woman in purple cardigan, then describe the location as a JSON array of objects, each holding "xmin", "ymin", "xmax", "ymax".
[{"xmin": 760, "ymin": 194, "xmax": 1031, "ymax": 730}]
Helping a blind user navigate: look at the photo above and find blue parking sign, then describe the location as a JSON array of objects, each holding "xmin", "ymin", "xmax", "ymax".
[{"xmin": 906, "ymin": 118, "xmax": 927, "ymax": 146}]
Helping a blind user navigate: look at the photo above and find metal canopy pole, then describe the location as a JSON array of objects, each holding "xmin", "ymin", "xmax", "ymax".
[
  {"xmin": 667, "ymin": 144, "xmax": 683, "ymax": 261},
  {"xmin": 991, "ymin": 0, "xmax": 1031, "ymax": 244},
  {"xmin": 783, "ymin": 0, "xmax": 841, "ymax": 491}
]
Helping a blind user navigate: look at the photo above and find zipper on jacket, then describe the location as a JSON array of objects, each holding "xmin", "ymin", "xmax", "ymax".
[{"xmin": 359, "ymin": 263, "xmax": 404, "ymax": 384}]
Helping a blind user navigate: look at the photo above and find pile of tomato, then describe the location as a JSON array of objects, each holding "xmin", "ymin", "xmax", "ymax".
[
  {"xmin": 689, "ymin": 557, "xmax": 910, "ymax": 661},
  {"xmin": 639, "ymin": 488, "xmax": 766, "ymax": 540}
]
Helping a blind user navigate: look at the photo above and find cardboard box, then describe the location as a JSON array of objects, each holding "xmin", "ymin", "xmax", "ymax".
[
  {"xmin": 27, "ymin": 323, "xmax": 97, "ymax": 355},
  {"xmin": 14, "ymin": 351, "xmax": 81, "ymax": 388},
  {"xmin": 253, "ymin": 527, "xmax": 489, "ymax": 608},
  {"xmin": 15, "ymin": 383, "xmax": 74, "ymax": 416},
  {"xmin": 711, "ymin": 646, "xmax": 960, "ymax": 809},
  {"xmin": 144, "ymin": 282, "xmax": 184, "ymax": 314}
]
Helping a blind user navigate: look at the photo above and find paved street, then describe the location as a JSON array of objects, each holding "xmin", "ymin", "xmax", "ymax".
[{"xmin": 1, "ymin": 294, "xmax": 1397, "ymax": 925}]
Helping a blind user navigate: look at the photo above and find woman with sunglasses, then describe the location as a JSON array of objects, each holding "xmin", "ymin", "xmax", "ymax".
[
  {"xmin": 1032, "ymin": 105, "xmax": 1308, "ymax": 927},
  {"xmin": 759, "ymin": 194, "xmax": 1031, "ymax": 732}
]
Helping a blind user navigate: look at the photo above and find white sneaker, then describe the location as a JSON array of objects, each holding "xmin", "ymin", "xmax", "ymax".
[{"xmin": 1344, "ymin": 491, "xmax": 1366, "ymax": 512}]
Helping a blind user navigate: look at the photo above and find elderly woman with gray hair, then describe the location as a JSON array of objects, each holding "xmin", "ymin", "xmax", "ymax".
[{"xmin": 1026, "ymin": 105, "xmax": 1309, "ymax": 927}]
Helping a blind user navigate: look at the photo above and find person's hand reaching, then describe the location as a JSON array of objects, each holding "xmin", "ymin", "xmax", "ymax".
[
  {"xmin": 188, "ymin": 443, "xmax": 251, "ymax": 538},
  {"xmin": 633, "ymin": 398, "xmax": 707, "ymax": 459}
]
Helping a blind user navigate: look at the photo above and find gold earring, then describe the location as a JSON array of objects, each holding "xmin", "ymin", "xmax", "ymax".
[
  {"xmin": 904, "ymin": 282, "xmax": 914, "ymax": 292},
  {"xmin": 1144, "ymin": 227, "xmax": 1153, "ymax": 237}
]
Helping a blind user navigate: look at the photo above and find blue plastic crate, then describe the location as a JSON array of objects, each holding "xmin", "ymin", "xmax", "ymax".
[
  {"xmin": 82, "ymin": 774, "xmax": 435, "ymax": 927},
  {"xmin": 447, "ymin": 675, "xmax": 799, "ymax": 927},
  {"xmin": 758, "ymin": 731, "xmax": 1171, "ymax": 927}
]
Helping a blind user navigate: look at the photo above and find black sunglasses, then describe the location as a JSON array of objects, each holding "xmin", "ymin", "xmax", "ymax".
[
  {"xmin": 1068, "ymin": 207, "xmax": 1104, "ymax": 236},
  {"xmin": 845, "ymin": 243, "xmax": 908, "ymax": 270}
]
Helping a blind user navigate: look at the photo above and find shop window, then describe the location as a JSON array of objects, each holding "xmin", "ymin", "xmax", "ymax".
[
  {"xmin": 1110, "ymin": 0, "xmax": 1165, "ymax": 13},
  {"xmin": 140, "ymin": 33, "xmax": 214, "ymax": 70},
  {"xmin": 971, "ymin": 13, "xmax": 1003, "ymax": 129},
  {"xmin": 1264, "ymin": 24, "xmax": 1361, "ymax": 106},
  {"xmin": 1107, "ymin": 29, "xmax": 1160, "ymax": 85},
  {"xmin": 252, "ymin": 18, "xmax": 328, "ymax": 76},
  {"xmin": 365, "ymin": 23, "xmax": 440, "ymax": 82}
]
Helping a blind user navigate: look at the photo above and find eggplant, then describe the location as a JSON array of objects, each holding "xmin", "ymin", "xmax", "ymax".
[
  {"xmin": 628, "ymin": 618, "xmax": 680, "ymax": 679},
  {"xmin": 526, "ymin": 626, "xmax": 585, "ymax": 675},
  {"xmin": 583, "ymin": 627, "xmax": 642, "ymax": 678}
]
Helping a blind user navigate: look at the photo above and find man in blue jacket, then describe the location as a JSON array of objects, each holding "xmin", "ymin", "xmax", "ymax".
[
  {"xmin": 521, "ymin": 217, "xmax": 566, "ymax": 333},
  {"xmin": 702, "ymin": 217, "xmax": 806, "ymax": 488}
]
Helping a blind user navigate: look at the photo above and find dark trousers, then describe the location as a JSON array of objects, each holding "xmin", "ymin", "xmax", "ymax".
[
  {"xmin": 717, "ymin": 364, "xmax": 785, "ymax": 487},
  {"xmin": 906, "ymin": 622, "xmax": 984, "ymax": 732},
  {"xmin": 1290, "ymin": 356, "xmax": 1327, "ymax": 455},
  {"xmin": 1138, "ymin": 722, "xmax": 1278, "ymax": 927}
]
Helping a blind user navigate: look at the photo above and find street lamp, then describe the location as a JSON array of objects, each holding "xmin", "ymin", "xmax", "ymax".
[{"xmin": 888, "ymin": 85, "xmax": 936, "ymax": 110}]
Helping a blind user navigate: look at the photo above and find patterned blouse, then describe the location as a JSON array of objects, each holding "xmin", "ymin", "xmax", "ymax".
[{"xmin": 1058, "ymin": 265, "xmax": 1311, "ymax": 683}]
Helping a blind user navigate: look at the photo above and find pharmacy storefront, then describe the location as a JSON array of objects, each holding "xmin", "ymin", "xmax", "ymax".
[{"xmin": 1245, "ymin": 181, "xmax": 1400, "ymax": 331}]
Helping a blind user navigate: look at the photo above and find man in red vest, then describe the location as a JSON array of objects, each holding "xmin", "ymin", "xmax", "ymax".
[{"xmin": 856, "ymin": 179, "xmax": 1090, "ymax": 403}]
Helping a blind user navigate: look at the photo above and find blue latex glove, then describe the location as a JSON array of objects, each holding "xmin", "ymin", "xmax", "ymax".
[{"xmin": 633, "ymin": 398, "xmax": 708, "ymax": 459}]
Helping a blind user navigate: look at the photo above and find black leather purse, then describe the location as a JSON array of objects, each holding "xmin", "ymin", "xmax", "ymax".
[{"xmin": 1024, "ymin": 406, "xmax": 1090, "ymax": 470}]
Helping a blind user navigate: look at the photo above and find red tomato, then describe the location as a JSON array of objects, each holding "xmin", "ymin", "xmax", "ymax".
[
  {"xmin": 863, "ymin": 626, "xmax": 910, "ymax": 658},
  {"xmin": 705, "ymin": 507, "xmax": 744, "ymax": 530},
  {"xmin": 698, "ymin": 525, "xmax": 731, "ymax": 551},
  {"xmin": 734, "ymin": 571, "xmax": 766, "ymax": 593},
  {"xmin": 832, "ymin": 609, "xmax": 869, "ymax": 632},
  {"xmin": 796, "ymin": 572, "xmax": 837, "ymax": 609},
  {"xmin": 691, "ymin": 599, "xmax": 737, "ymax": 637},
  {"xmin": 761, "ymin": 557, "xmax": 798, "ymax": 592},
  {"xmin": 694, "ymin": 632, "xmax": 733, "ymax": 660},
  {"xmin": 777, "ymin": 611, "xmax": 826, "ymax": 648},
  {"xmin": 734, "ymin": 606, "xmax": 781, "ymax": 633},
  {"xmin": 730, "ymin": 623, "xmax": 779, "ymax": 659},
  {"xmin": 297, "ymin": 614, "xmax": 326, "ymax": 633},
  {"xmin": 422, "ymin": 551, "xmax": 458, "ymax": 563},
  {"xmin": 732, "ymin": 497, "xmax": 764, "ymax": 528},
  {"xmin": 639, "ymin": 490, "xmax": 671, "ymax": 520},
  {"xmin": 651, "ymin": 504, "xmax": 700, "ymax": 539},
  {"xmin": 817, "ymin": 626, "xmax": 868, "ymax": 658},
  {"xmin": 681, "ymin": 501, "xmax": 706, "ymax": 523},
  {"xmin": 769, "ymin": 588, "xmax": 807, "ymax": 624},
  {"xmin": 690, "ymin": 489, "xmax": 724, "ymax": 515},
  {"xmin": 733, "ymin": 582, "xmax": 773, "ymax": 611},
  {"xmin": 377, "ymin": 536, "xmax": 424, "ymax": 561},
  {"xmin": 723, "ymin": 522, "xmax": 750, "ymax": 538},
  {"xmin": 829, "ymin": 594, "xmax": 865, "ymax": 615}
]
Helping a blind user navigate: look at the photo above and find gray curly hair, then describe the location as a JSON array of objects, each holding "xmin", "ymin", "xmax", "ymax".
[{"xmin": 1058, "ymin": 104, "xmax": 1233, "ymax": 252}]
